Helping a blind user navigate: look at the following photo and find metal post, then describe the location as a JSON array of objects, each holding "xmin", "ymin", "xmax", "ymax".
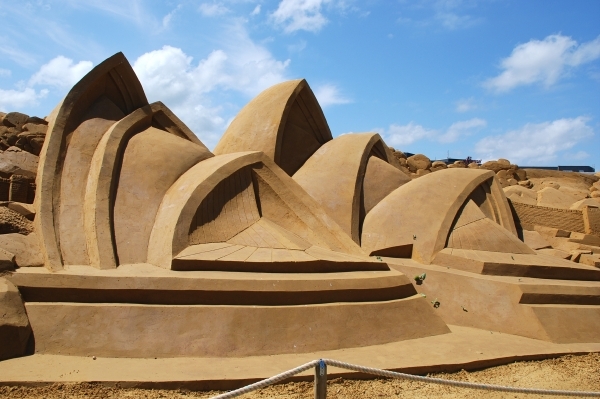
[{"xmin": 314, "ymin": 359, "xmax": 327, "ymax": 399}]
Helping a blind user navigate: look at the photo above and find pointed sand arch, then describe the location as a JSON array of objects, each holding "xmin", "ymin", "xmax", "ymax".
[
  {"xmin": 147, "ymin": 151, "xmax": 369, "ymax": 270},
  {"xmin": 83, "ymin": 102, "xmax": 212, "ymax": 269},
  {"xmin": 35, "ymin": 52, "xmax": 148, "ymax": 271},
  {"xmin": 292, "ymin": 133, "xmax": 407, "ymax": 244},
  {"xmin": 361, "ymin": 168, "xmax": 519, "ymax": 263},
  {"xmin": 214, "ymin": 79, "xmax": 332, "ymax": 175}
]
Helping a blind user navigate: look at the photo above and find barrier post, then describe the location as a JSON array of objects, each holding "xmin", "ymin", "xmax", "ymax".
[{"xmin": 314, "ymin": 359, "xmax": 327, "ymax": 399}]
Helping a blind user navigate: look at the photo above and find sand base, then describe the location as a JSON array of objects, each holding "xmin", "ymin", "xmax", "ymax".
[{"xmin": 1, "ymin": 325, "xmax": 599, "ymax": 391}]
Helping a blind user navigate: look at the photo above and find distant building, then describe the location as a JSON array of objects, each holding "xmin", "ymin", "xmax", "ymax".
[
  {"xmin": 520, "ymin": 166, "xmax": 595, "ymax": 172},
  {"xmin": 433, "ymin": 156, "xmax": 482, "ymax": 165}
]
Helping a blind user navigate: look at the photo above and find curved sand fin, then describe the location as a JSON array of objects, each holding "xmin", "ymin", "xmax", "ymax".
[
  {"xmin": 362, "ymin": 169, "xmax": 518, "ymax": 263},
  {"xmin": 446, "ymin": 199, "xmax": 534, "ymax": 254},
  {"xmin": 35, "ymin": 52, "xmax": 148, "ymax": 271},
  {"xmin": 147, "ymin": 151, "xmax": 367, "ymax": 270},
  {"xmin": 362, "ymin": 155, "xmax": 411, "ymax": 216},
  {"xmin": 84, "ymin": 102, "xmax": 213, "ymax": 269},
  {"xmin": 214, "ymin": 79, "xmax": 332, "ymax": 175},
  {"xmin": 293, "ymin": 133, "xmax": 405, "ymax": 244}
]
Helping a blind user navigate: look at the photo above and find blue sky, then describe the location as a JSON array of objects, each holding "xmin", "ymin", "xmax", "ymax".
[{"xmin": 0, "ymin": 0, "xmax": 599, "ymax": 168}]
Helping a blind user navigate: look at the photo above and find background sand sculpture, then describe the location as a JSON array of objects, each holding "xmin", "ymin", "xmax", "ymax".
[{"xmin": 0, "ymin": 52, "xmax": 598, "ymax": 392}]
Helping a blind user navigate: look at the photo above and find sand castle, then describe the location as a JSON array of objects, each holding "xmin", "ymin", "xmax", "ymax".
[{"xmin": 0, "ymin": 52, "xmax": 599, "ymax": 388}]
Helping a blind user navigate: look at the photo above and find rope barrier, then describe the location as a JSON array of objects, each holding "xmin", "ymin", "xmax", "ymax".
[
  {"xmin": 209, "ymin": 358, "xmax": 600, "ymax": 398},
  {"xmin": 210, "ymin": 360, "xmax": 319, "ymax": 399},
  {"xmin": 324, "ymin": 358, "xmax": 600, "ymax": 397}
]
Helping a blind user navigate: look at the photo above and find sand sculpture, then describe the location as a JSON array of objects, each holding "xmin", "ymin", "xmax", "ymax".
[
  {"xmin": 0, "ymin": 53, "xmax": 451, "ymax": 361},
  {"xmin": 0, "ymin": 52, "xmax": 599, "ymax": 379},
  {"xmin": 214, "ymin": 77, "xmax": 600, "ymax": 344}
]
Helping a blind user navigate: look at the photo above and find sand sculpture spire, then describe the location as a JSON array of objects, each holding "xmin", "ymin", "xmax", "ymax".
[
  {"xmin": 214, "ymin": 79, "xmax": 332, "ymax": 175},
  {"xmin": 35, "ymin": 52, "xmax": 150, "ymax": 271}
]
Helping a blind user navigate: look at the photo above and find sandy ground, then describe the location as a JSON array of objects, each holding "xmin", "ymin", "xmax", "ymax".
[{"xmin": 1, "ymin": 353, "xmax": 599, "ymax": 399}]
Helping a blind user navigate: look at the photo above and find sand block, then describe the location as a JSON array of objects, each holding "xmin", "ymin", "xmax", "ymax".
[
  {"xmin": 558, "ymin": 186, "xmax": 589, "ymax": 201},
  {"xmin": 569, "ymin": 232, "xmax": 600, "ymax": 247},
  {"xmin": 0, "ymin": 233, "xmax": 44, "ymax": 267},
  {"xmin": 504, "ymin": 185, "xmax": 537, "ymax": 205},
  {"xmin": 522, "ymin": 230, "xmax": 551, "ymax": 250},
  {"xmin": 536, "ymin": 187, "xmax": 577, "ymax": 209},
  {"xmin": 5, "ymin": 202, "xmax": 35, "ymax": 220},
  {"xmin": 570, "ymin": 249, "xmax": 592, "ymax": 263},
  {"xmin": 0, "ymin": 277, "xmax": 31, "ymax": 361},
  {"xmin": 579, "ymin": 254, "xmax": 600, "ymax": 268},
  {"xmin": 23, "ymin": 296, "xmax": 449, "ymax": 358},
  {"xmin": 535, "ymin": 248, "xmax": 571, "ymax": 260},
  {"xmin": 533, "ymin": 225, "xmax": 571, "ymax": 239},
  {"xmin": 570, "ymin": 198, "xmax": 600, "ymax": 210},
  {"xmin": 0, "ymin": 248, "xmax": 15, "ymax": 271},
  {"xmin": 387, "ymin": 258, "xmax": 600, "ymax": 344},
  {"xmin": 433, "ymin": 248, "xmax": 600, "ymax": 281},
  {"xmin": 407, "ymin": 154, "xmax": 431, "ymax": 171}
]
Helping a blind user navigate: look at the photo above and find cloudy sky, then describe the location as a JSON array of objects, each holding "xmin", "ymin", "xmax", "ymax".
[{"xmin": 0, "ymin": 0, "xmax": 599, "ymax": 168}]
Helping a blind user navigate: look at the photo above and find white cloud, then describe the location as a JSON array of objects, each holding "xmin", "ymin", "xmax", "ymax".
[
  {"xmin": 377, "ymin": 122, "xmax": 438, "ymax": 147},
  {"xmin": 398, "ymin": 0, "xmax": 481, "ymax": 31},
  {"xmin": 162, "ymin": 5, "xmax": 182, "ymax": 29},
  {"xmin": 438, "ymin": 118, "xmax": 486, "ymax": 143},
  {"xmin": 0, "ymin": 69, "xmax": 11, "ymax": 78},
  {"xmin": 133, "ymin": 23, "xmax": 290, "ymax": 149},
  {"xmin": 62, "ymin": 0, "xmax": 152, "ymax": 26},
  {"xmin": 434, "ymin": 0, "xmax": 481, "ymax": 29},
  {"xmin": 250, "ymin": 5, "xmax": 261, "ymax": 16},
  {"xmin": 0, "ymin": 54, "xmax": 92, "ymax": 112},
  {"xmin": 455, "ymin": 97, "xmax": 476, "ymax": 112},
  {"xmin": 434, "ymin": 12, "xmax": 477, "ymax": 30},
  {"xmin": 0, "ymin": 53, "xmax": 94, "ymax": 113},
  {"xmin": 0, "ymin": 88, "xmax": 48, "ymax": 112},
  {"xmin": 218, "ymin": 22, "xmax": 291, "ymax": 97},
  {"xmin": 475, "ymin": 117, "xmax": 594, "ymax": 164},
  {"xmin": 131, "ymin": 47, "xmax": 226, "ymax": 147},
  {"xmin": 0, "ymin": 2, "xmax": 105, "ymax": 60},
  {"xmin": 568, "ymin": 150, "xmax": 590, "ymax": 160},
  {"xmin": 485, "ymin": 34, "xmax": 600, "ymax": 92},
  {"xmin": 271, "ymin": 0, "xmax": 331, "ymax": 33},
  {"xmin": 199, "ymin": 2, "xmax": 229, "ymax": 17},
  {"xmin": 377, "ymin": 117, "xmax": 486, "ymax": 147},
  {"xmin": 0, "ymin": 40, "xmax": 37, "ymax": 67},
  {"xmin": 313, "ymin": 84, "xmax": 351, "ymax": 107},
  {"xmin": 287, "ymin": 40, "xmax": 307, "ymax": 53},
  {"xmin": 29, "ymin": 56, "xmax": 94, "ymax": 89}
]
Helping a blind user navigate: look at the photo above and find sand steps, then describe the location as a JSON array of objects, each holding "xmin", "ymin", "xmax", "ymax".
[
  {"xmin": 173, "ymin": 241, "xmax": 388, "ymax": 272},
  {"xmin": 434, "ymin": 248, "xmax": 600, "ymax": 280}
]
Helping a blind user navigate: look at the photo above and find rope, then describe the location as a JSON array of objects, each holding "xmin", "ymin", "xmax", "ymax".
[
  {"xmin": 209, "ymin": 358, "xmax": 600, "ymax": 398},
  {"xmin": 324, "ymin": 358, "xmax": 600, "ymax": 397},
  {"xmin": 209, "ymin": 360, "xmax": 319, "ymax": 399}
]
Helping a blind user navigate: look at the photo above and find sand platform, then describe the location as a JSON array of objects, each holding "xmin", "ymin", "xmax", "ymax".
[{"xmin": 1, "ymin": 325, "xmax": 599, "ymax": 391}]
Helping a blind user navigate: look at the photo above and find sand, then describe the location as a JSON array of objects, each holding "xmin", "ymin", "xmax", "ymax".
[
  {"xmin": 527, "ymin": 169, "xmax": 597, "ymax": 194},
  {"xmin": 1, "ymin": 353, "xmax": 598, "ymax": 399}
]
